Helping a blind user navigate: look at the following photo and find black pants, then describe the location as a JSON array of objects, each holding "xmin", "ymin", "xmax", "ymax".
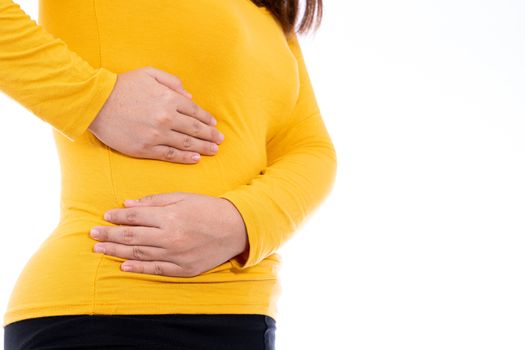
[{"xmin": 4, "ymin": 313, "xmax": 276, "ymax": 350}]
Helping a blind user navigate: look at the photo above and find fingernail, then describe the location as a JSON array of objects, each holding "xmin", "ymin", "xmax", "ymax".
[
  {"xmin": 94, "ymin": 245, "xmax": 106, "ymax": 253},
  {"xmin": 211, "ymin": 117, "xmax": 218, "ymax": 126},
  {"xmin": 211, "ymin": 143, "xmax": 218, "ymax": 153},
  {"xmin": 192, "ymin": 154, "xmax": 200, "ymax": 161},
  {"xmin": 218, "ymin": 133, "xmax": 225, "ymax": 143},
  {"xmin": 122, "ymin": 264, "xmax": 133, "ymax": 272},
  {"xmin": 90, "ymin": 228, "xmax": 100, "ymax": 238},
  {"xmin": 104, "ymin": 212, "xmax": 112, "ymax": 221},
  {"xmin": 124, "ymin": 199, "xmax": 137, "ymax": 206}
]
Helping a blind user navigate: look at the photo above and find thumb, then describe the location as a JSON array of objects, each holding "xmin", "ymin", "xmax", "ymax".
[
  {"xmin": 123, "ymin": 192, "xmax": 190, "ymax": 207},
  {"xmin": 145, "ymin": 66, "xmax": 193, "ymax": 99}
]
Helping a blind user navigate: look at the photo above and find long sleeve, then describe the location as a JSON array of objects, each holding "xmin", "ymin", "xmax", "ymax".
[
  {"xmin": 219, "ymin": 33, "xmax": 338, "ymax": 269},
  {"xmin": 0, "ymin": 0, "xmax": 117, "ymax": 141}
]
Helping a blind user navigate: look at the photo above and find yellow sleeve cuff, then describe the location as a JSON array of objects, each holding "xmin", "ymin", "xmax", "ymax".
[{"xmin": 59, "ymin": 67, "xmax": 118, "ymax": 141}]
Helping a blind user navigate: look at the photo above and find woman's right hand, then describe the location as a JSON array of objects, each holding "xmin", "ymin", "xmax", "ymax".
[{"xmin": 88, "ymin": 66, "xmax": 224, "ymax": 164}]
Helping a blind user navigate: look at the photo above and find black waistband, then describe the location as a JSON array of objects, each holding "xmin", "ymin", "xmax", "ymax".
[{"xmin": 4, "ymin": 313, "xmax": 276, "ymax": 350}]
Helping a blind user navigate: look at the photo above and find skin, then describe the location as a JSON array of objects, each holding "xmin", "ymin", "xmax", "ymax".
[
  {"xmin": 88, "ymin": 66, "xmax": 225, "ymax": 164},
  {"xmin": 87, "ymin": 67, "xmax": 249, "ymax": 277},
  {"xmin": 89, "ymin": 192, "xmax": 248, "ymax": 277}
]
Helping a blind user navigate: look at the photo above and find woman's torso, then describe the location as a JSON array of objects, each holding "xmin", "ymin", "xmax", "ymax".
[{"xmin": 3, "ymin": 0, "xmax": 299, "ymax": 327}]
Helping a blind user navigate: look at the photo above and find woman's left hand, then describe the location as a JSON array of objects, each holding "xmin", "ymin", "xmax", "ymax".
[{"xmin": 89, "ymin": 192, "xmax": 248, "ymax": 277}]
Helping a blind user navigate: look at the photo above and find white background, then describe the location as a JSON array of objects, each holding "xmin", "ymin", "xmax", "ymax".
[{"xmin": 2, "ymin": 1, "xmax": 525, "ymax": 349}]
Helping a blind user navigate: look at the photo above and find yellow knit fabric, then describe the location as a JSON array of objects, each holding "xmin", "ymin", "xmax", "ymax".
[{"xmin": 0, "ymin": 0, "xmax": 337, "ymax": 327}]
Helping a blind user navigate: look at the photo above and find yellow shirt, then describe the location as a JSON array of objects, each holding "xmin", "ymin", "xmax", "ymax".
[{"xmin": 0, "ymin": 0, "xmax": 337, "ymax": 327}]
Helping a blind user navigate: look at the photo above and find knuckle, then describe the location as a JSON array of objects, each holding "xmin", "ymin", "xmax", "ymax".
[
  {"xmin": 153, "ymin": 263, "xmax": 163, "ymax": 275},
  {"xmin": 154, "ymin": 113, "xmax": 170, "ymax": 126},
  {"xmin": 192, "ymin": 120, "xmax": 201, "ymax": 134},
  {"xmin": 190, "ymin": 102, "xmax": 199, "ymax": 116},
  {"xmin": 151, "ymin": 128, "xmax": 161, "ymax": 139},
  {"xmin": 160, "ymin": 89, "xmax": 175, "ymax": 102},
  {"xmin": 164, "ymin": 147, "xmax": 177, "ymax": 160},
  {"xmin": 132, "ymin": 246, "xmax": 145, "ymax": 259},
  {"xmin": 126, "ymin": 211, "xmax": 137, "ymax": 224},
  {"xmin": 122, "ymin": 228, "xmax": 134, "ymax": 244},
  {"xmin": 182, "ymin": 136, "xmax": 192, "ymax": 149}
]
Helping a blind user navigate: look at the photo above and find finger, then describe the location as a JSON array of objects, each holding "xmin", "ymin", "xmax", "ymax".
[
  {"xmin": 170, "ymin": 113, "xmax": 224, "ymax": 145},
  {"xmin": 145, "ymin": 66, "xmax": 192, "ymax": 99},
  {"xmin": 123, "ymin": 192, "xmax": 192, "ymax": 207},
  {"xmin": 93, "ymin": 242, "xmax": 167, "ymax": 262},
  {"xmin": 104, "ymin": 207, "xmax": 164, "ymax": 227},
  {"xmin": 121, "ymin": 260, "xmax": 195, "ymax": 277},
  {"xmin": 150, "ymin": 145, "xmax": 201, "ymax": 164},
  {"xmin": 90, "ymin": 225, "xmax": 165, "ymax": 248},
  {"xmin": 161, "ymin": 130, "xmax": 219, "ymax": 156},
  {"xmin": 176, "ymin": 97, "xmax": 217, "ymax": 126}
]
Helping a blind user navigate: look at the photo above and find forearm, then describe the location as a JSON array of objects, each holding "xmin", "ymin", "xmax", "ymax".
[
  {"xmin": 0, "ymin": 0, "xmax": 117, "ymax": 141},
  {"xmin": 220, "ymin": 111, "xmax": 337, "ymax": 269},
  {"xmin": 219, "ymin": 32, "xmax": 337, "ymax": 269}
]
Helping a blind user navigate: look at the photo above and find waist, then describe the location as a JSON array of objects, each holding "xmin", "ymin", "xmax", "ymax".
[{"xmin": 53, "ymin": 123, "xmax": 265, "ymax": 218}]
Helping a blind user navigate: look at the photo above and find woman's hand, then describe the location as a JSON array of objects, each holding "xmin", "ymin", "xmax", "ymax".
[
  {"xmin": 89, "ymin": 192, "xmax": 248, "ymax": 277},
  {"xmin": 88, "ymin": 66, "xmax": 224, "ymax": 164}
]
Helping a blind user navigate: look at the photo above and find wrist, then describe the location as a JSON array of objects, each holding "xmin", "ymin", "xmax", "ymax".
[{"xmin": 219, "ymin": 198, "xmax": 249, "ymax": 256}]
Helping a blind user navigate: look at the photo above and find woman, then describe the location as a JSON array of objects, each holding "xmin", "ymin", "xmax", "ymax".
[{"xmin": 1, "ymin": 0, "xmax": 336, "ymax": 348}]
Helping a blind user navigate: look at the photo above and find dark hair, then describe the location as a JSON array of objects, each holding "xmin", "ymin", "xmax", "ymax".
[{"xmin": 250, "ymin": 0, "xmax": 323, "ymax": 37}]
